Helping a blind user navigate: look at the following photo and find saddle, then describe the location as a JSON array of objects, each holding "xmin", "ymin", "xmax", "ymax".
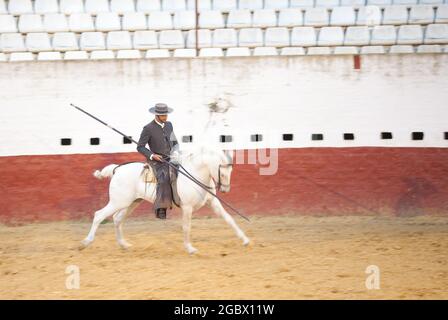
[{"xmin": 141, "ymin": 163, "xmax": 182, "ymax": 208}]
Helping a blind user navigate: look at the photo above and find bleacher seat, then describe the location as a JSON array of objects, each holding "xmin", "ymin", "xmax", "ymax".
[
  {"xmin": 26, "ymin": 32, "xmax": 52, "ymax": 52},
  {"xmin": 0, "ymin": 0, "xmax": 7, "ymax": 14},
  {"xmin": 291, "ymin": 27, "xmax": 317, "ymax": 46},
  {"xmin": 408, "ymin": 5, "xmax": 435, "ymax": 24},
  {"xmin": 280, "ymin": 47, "xmax": 306, "ymax": 55},
  {"xmin": 213, "ymin": 0, "xmax": 237, "ymax": 11},
  {"xmin": 107, "ymin": 31, "xmax": 132, "ymax": 49},
  {"xmin": 69, "ymin": 13, "xmax": 95, "ymax": 32},
  {"xmin": 344, "ymin": 26, "xmax": 371, "ymax": 45},
  {"xmin": 265, "ymin": 27, "xmax": 290, "ymax": 47},
  {"xmin": 238, "ymin": 28, "xmax": 263, "ymax": 47},
  {"xmin": 253, "ymin": 47, "xmax": 278, "ymax": 56},
  {"xmin": 304, "ymin": 8, "xmax": 329, "ymax": 26},
  {"xmin": 199, "ymin": 48, "xmax": 223, "ymax": 57},
  {"xmin": 357, "ymin": 6, "xmax": 382, "ymax": 26},
  {"xmin": 159, "ymin": 30, "xmax": 185, "ymax": 49},
  {"xmin": 389, "ymin": 45, "xmax": 414, "ymax": 53},
  {"xmin": 110, "ymin": 0, "xmax": 135, "ymax": 14},
  {"xmin": 173, "ymin": 11, "xmax": 196, "ymax": 29},
  {"xmin": 10, "ymin": 52, "xmax": 34, "ymax": 61},
  {"xmin": 334, "ymin": 46, "xmax": 359, "ymax": 54},
  {"xmin": 361, "ymin": 45, "xmax": 385, "ymax": 54},
  {"xmin": 80, "ymin": 32, "xmax": 106, "ymax": 50},
  {"xmin": 307, "ymin": 46, "xmax": 331, "ymax": 55},
  {"xmin": 371, "ymin": 25, "xmax": 397, "ymax": 44},
  {"xmin": 34, "ymin": 0, "xmax": 59, "ymax": 14},
  {"xmin": 18, "ymin": 14, "xmax": 44, "ymax": 33},
  {"xmin": 227, "ymin": 10, "xmax": 252, "ymax": 28},
  {"xmin": 117, "ymin": 49, "xmax": 141, "ymax": 59},
  {"xmin": 316, "ymin": 0, "xmax": 340, "ymax": 8},
  {"xmin": 8, "ymin": 0, "xmax": 33, "ymax": 15},
  {"xmin": 416, "ymin": 44, "xmax": 442, "ymax": 53},
  {"xmin": 52, "ymin": 32, "xmax": 79, "ymax": 51},
  {"xmin": 122, "ymin": 12, "xmax": 147, "ymax": 30},
  {"xmin": 238, "ymin": 0, "xmax": 263, "ymax": 10},
  {"xmin": 420, "ymin": 0, "xmax": 444, "ymax": 4},
  {"xmin": 278, "ymin": 9, "xmax": 303, "ymax": 27},
  {"xmin": 435, "ymin": 5, "xmax": 448, "ymax": 23},
  {"xmin": 173, "ymin": 48, "xmax": 197, "ymax": 57},
  {"xmin": 60, "ymin": 0, "xmax": 84, "ymax": 14},
  {"xmin": 64, "ymin": 50, "xmax": 88, "ymax": 60},
  {"xmin": 318, "ymin": 27, "xmax": 344, "ymax": 46},
  {"xmin": 382, "ymin": 6, "xmax": 409, "ymax": 25},
  {"xmin": 226, "ymin": 47, "xmax": 251, "ymax": 56},
  {"xmin": 90, "ymin": 50, "xmax": 115, "ymax": 59},
  {"xmin": 186, "ymin": 29, "xmax": 212, "ymax": 48},
  {"xmin": 187, "ymin": 0, "xmax": 212, "ymax": 11},
  {"xmin": 393, "ymin": 0, "xmax": 418, "ymax": 5},
  {"xmin": 148, "ymin": 11, "xmax": 173, "ymax": 30},
  {"xmin": 44, "ymin": 14, "xmax": 69, "ymax": 32},
  {"xmin": 163, "ymin": 0, "xmax": 187, "ymax": 12},
  {"xmin": 330, "ymin": 6, "xmax": 356, "ymax": 26},
  {"xmin": 264, "ymin": 0, "xmax": 289, "ymax": 10},
  {"xmin": 199, "ymin": 10, "xmax": 225, "ymax": 28},
  {"xmin": 133, "ymin": 30, "xmax": 158, "ymax": 49},
  {"xmin": 290, "ymin": 0, "xmax": 314, "ymax": 8},
  {"xmin": 397, "ymin": 24, "xmax": 423, "ymax": 44},
  {"xmin": 424, "ymin": 23, "xmax": 448, "ymax": 43},
  {"xmin": 212, "ymin": 28, "xmax": 237, "ymax": 47},
  {"xmin": 37, "ymin": 51, "xmax": 62, "ymax": 60},
  {"xmin": 367, "ymin": 0, "xmax": 392, "ymax": 6},
  {"xmin": 0, "ymin": 15, "xmax": 18, "ymax": 33},
  {"xmin": 253, "ymin": 9, "xmax": 277, "ymax": 27},
  {"xmin": 96, "ymin": 12, "xmax": 121, "ymax": 31},
  {"xmin": 137, "ymin": 0, "xmax": 162, "ymax": 13},
  {"xmin": 85, "ymin": 0, "xmax": 109, "ymax": 15},
  {"xmin": 0, "ymin": 33, "xmax": 26, "ymax": 52}
]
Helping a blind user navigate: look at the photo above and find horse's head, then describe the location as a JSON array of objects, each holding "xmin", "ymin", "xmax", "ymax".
[
  {"xmin": 183, "ymin": 146, "xmax": 234, "ymax": 193},
  {"xmin": 214, "ymin": 149, "xmax": 234, "ymax": 193}
]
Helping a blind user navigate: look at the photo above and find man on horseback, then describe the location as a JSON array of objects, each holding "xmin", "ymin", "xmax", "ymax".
[{"xmin": 137, "ymin": 103, "xmax": 180, "ymax": 220}]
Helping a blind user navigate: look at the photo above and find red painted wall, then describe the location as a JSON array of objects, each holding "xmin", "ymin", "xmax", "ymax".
[{"xmin": 1, "ymin": 148, "xmax": 447, "ymax": 224}]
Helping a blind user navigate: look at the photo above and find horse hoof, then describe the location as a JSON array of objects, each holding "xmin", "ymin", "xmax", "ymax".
[
  {"xmin": 78, "ymin": 240, "xmax": 91, "ymax": 251},
  {"xmin": 119, "ymin": 242, "xmax": 132, "ymax": 250},
  {"xmin": 243, "ymin": 238, "xmax": 250, "ymax": 246},
  {"xmin": 187, "ymin": 247, "xmax": 198, "ymax": 255}
]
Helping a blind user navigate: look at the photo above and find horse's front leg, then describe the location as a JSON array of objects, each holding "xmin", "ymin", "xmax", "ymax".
[
  {"xmin": 209, "ymin": 197, "xmax": 250, "ymax": 246},
  {"xmin": 181, "ymin": 205, "xmax": 197, "ymax": 255}
]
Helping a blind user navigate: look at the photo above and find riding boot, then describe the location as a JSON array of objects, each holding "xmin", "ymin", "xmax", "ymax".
[{"xmin": 156, "ymin": 208, "xmax": 167, "ymax": 220}]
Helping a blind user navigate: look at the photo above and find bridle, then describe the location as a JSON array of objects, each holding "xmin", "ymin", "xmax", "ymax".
[
  {"xmin": 216, "ymin": 163, "xmax": 233, "ymax": 190},
  {"xmin": 215, "ymin": 150, "xmax": 234, "ymax": 190}
]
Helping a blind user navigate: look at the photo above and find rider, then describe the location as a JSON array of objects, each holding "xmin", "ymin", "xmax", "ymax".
[{"xmin": 136, "ymin": 103, "xmax": 180, "ymax": 220}]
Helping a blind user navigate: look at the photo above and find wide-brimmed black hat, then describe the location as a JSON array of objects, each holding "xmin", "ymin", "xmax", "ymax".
[{"xmin": 149, "ymin": 103, "xmax": 173, "ymax": 115}]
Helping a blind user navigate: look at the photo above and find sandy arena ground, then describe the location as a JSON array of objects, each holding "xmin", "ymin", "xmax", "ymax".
[{"xmin": 0, "ymin": 214, "xmax": 447, "ymax": 299}]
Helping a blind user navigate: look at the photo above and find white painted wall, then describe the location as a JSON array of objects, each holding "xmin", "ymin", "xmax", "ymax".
[{"xmin": 0, "ymin": 54, "xmax": 447, "ymax": 157}]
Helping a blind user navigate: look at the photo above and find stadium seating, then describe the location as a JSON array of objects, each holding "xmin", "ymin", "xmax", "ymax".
[{"xmin": 1, "ymin": 0, "xmax": 448, "ymax": 62}]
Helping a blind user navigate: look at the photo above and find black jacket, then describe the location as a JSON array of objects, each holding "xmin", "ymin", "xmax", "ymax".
[{"xmin": 136, "ymin": 120, "xmax": 179, "ymax": 161}]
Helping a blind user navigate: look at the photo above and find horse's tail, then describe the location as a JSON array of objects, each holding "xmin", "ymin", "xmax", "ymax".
[{"xmin": 93, "ymin": 164, "xmax": 119, "ymax": 180}]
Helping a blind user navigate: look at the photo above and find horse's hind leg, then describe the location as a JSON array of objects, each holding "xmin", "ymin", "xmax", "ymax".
[
  {"xmin": 79, "ymin": 202, "xmax": 121, "ymax": 250},
  {"xmin": 208, "ymin": 197, "xmax": 250, "ymax": 246},
  {"xmin": 113, "ymin": 199, "xmax": 143, "ymax": 249}
]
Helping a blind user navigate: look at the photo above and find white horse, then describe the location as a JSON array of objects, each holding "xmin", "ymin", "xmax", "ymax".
[{"xmin": 79, "ymin": 147, "xmax": 250, "ymax": 254}]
